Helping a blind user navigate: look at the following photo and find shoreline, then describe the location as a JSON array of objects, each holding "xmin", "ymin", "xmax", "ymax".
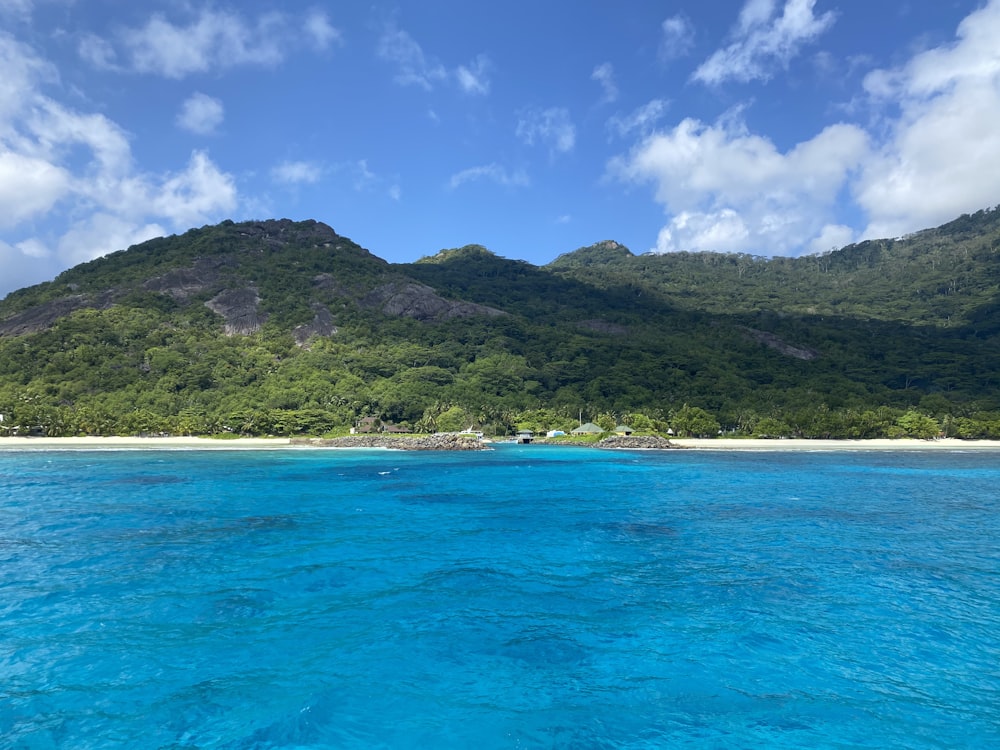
[
  {"xmin": 1, "ymin": 435, "xmax": 1000, "ymax": 451},
  {"xmin": 0, "ymin": 436, "xmax": 293, "ymax": 450},
  {"xmin": 668, "ymin": 437, "xmax": 1000, "ymax": 450}
]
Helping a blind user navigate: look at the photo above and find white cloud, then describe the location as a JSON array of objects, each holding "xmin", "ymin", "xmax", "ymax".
[
  {"xmin": 28, "ymin": 98, "xmax": 133, "ymax": 177},
  {"xmin": 0, "ymin": 31, "xmax": 55, "ymax": 121},
  {"xmin": 88, "ymin": 8, "xmax": 333, "ymax": 79},
  {"xmin": 377, "ymin": 24, "xmax": 491, "ymax": 96},
  {"xmin": 272, "ymin": 160, "xmax": 323, "ymax": 185},
  {"xmin": 610, "ymin": 116, "xmax": 868, "ymax": 254},
  {"xmin": 121, "ymin": 10, "xmax": 287, "ymax": 78},
  {"xmin": 693, "ymin": 0, "xmax": 836, "ymax": 85},
  {"xmin": 0, "ymin": 239, "xmax": 57, "ymax": 295},
  {"xmin": 377, "ymin": 26, "xmax": 447, "ymax": 91},
  {"xmin": 516, "ymin": 107, "xmax": 576, "ymax": 154},
  {"xmin": 77, "ymin": 10, "xmax": 339, "ymax": 79},
  {"xmin": 655, "ymin": 209, "xmax": 750, "ymax": 254},
  {"xmin": 176, "ymin": 92, "xmax": 224, "ymax": 135},
  {"xmin": 77, "ymin": 33, "xmax": 117, "ymax": 70},
  {"xmin": 352, "ymin": 159, "xmax": 377, "ymax": 192},
  {"xmin": 739, "ymin": 0, "xmax": 778, "ymax": 30},
  {"xmin": 0, "ymin": 150, "xmax": 70, "ymax": 228},
  {"xmin": 449, "ymin": 164, "xmax": 529, "ymax": 190},
  {"xmin": 1, "ymin": 44, "xmax": 239, "ymax": 288},
  {"xmin": 660, "ymin": 15, "xmax": 695, "ymax": 61},
  {"xmin": 0, "ymin": 0, "xmax": 32, "ymax": 20},
  {"xmin": 56, "ymin": 213, "xmax": 165, "ymax": 267},
  {"xmin": 591, "ymin": 62, "xmax": 618, "ymax": 104},
  {"xmin": 612, "ymin": 1, "xmax": 1000, "ymax": 258},
  {"xmin": 13, "ymin": 237, "xmax": 48, "ymax": 258},
  {"xmin": 856, "ymin": 0, "xmax": 1000, "ymax": 239},
  {"xmin": 151, "ymin": 150, "xmax": 237, "ymax": 227},
  {"xmin": 608, "ymin": 99, "xmax": 670, "ymax": 138},
  {"xmin": 304, "ymin": 9, "xmax": 342, "ymax": 50},
  {"xmin": 809, "ymin": 223, "xmax": 855, "ymax": 253},
  {"xmin": 456, "ymin": 54, "xmax": 491, "ymax": 95},
  {"xmin": 0, "ymin": 28, "xmax": 249, "ymax": 298}
]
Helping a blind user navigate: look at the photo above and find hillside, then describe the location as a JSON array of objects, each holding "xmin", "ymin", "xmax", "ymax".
[
  {"xmin": 548, "ymin": 207, "xmax": 1000, "ymax": 331},
  {"xmin": 1, "ymin": 212, "xmax": 999, "ymax": 439}
]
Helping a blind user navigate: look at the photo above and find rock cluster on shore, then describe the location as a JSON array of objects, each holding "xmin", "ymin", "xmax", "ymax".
[
  {"xmin": 290, "ymin": 434, "xmax": 490, "ymax": 451},
  {"xmin": 595, "ymin": 435, "xmax": 681, "ymax": 450}
]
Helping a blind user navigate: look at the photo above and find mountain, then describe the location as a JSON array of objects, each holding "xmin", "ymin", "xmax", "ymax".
[
  {"xmin": 548, "ymin": 208, "xmax": 1000, "ymax": 331},
  {"xmin": 1, "ymin": 212, "xmax": 999, "ymax": 439}
]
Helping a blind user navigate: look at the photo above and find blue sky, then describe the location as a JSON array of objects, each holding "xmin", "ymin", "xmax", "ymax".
[{"xmin": 2, "ymin": 0, "xmax": 999, "ymax": 298}]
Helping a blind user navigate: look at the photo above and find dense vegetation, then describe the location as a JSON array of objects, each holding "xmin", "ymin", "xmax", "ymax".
[{"xmin": 1, "ymin": 209, "xmax": 999, "ymax": 439}]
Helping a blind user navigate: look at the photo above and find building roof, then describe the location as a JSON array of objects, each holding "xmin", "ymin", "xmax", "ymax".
[{"xmin": 571, "ymin": 422, "xmax": 603, "ymax": 434}]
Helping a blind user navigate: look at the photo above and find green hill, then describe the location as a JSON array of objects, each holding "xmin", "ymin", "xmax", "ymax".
[
  {"xmin": 547, "ymin": 207, "xmax": 1000, "ymax": 329},
  {"xmin": 1, "ymin": 211, "xmax": 999, "ymax": 439}
]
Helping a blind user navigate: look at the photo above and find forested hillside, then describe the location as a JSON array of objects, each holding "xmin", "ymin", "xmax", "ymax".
[{"xmin": 1, "ymin": 210, "xmax": 999, "ymax": 439}]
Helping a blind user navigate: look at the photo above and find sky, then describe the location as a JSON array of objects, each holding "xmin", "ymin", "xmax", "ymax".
[{"xmin": 2, "ymin": 0, "xmax": 1000, "ymax": 299}]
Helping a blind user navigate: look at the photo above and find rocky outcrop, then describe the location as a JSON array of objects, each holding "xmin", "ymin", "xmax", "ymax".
[
  {"xmin": 0, "ymin": 292, "xmax": 115, "ymax": 337},
  {"xmin": 291, "ymin": 434, "xmax": 490, "ymax": 450},
  {"xmin": 143, "ymin": 258, "xmax": 222, "ymax": 301},
  {"xmin": 595, "ymin": 435, "xmax": 682, "ymax": 450},
  {"xmin": 205, "ymin": 287, "xmax": 266, "ymax": 335},
  {"xmin": 311, "ymin": 273, "xmax": 350, "ymax": 295},
  {"xmin": 740, "ymin": 327, "xmax": 820, "ymax": 361},
  {"xmin": 360, "ymin": 281, "xmax": 506, "ymax": 321},
  {"xmin": 234, "ymin": 218, "xmax": 340, "ymax": 247},
  {"xmin": 293, "ymin": 304, "xmax": 338, "ymax": 346}
]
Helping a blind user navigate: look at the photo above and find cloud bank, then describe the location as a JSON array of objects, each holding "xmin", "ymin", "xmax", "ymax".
[{"xmin": 615, "ymin": 0, "xmax": 1000, "ymax": 256}]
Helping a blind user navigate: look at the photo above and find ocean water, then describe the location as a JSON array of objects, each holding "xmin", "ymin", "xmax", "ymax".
[{"xmin": 1, "ymin": 445, "xmax": 998, "ymax": 749}]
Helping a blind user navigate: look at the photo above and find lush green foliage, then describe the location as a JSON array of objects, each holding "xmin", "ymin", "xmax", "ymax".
[{"xmin": 1, "ymin": 212, "xmax": 999, "ymax": 439}]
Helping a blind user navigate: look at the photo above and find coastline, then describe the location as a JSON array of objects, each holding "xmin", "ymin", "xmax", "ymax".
[
  {"xmin": 0, "ymin": 436, "xmax": 293, "ymax": 450},
  {"xmin": 668, "ymin": 437, "xmax": 1000, "ymax": 450},
  {"xmin": 1, "ymin": 435, "xmax": 1000, "ymax": 451}
]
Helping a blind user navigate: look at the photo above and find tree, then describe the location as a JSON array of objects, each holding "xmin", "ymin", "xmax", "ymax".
[
  {"xmin": 752, "ymin": 417, "xmax": 792, "ymax": 438},
  {"xmin": 671, "ymin": 404, "xmax": 720, "ymax": 438},
  {"xmin": 436, "ymin": 406, "xmax": 470, "ymax": 432},
  {"xmin": 896, "ymin": 410, "xmax": 940, "ymax": 439}
]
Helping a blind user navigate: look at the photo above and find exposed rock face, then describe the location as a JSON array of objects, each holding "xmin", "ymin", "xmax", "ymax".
[
  {"xmin": 290, "ymin": 434, "xmax": 490, "ymax": 450},
  {"xmin": 231, "ymin": 219, "xmax": 387, "ymax": 266},
  {"xmin": 206, "ymin": 287, "xmax": 266, "ymax": 335},
  {"xmin": 359, "ymin": 281, "xmax": 506, "ymax": 321},
  {"xmin": 595, "ymin": 435, "xmax": 681, "ymax": 449},
  {"xmin": 234, "ymin": 218, "xmax": 341, "ymax": 247},
  {"xmin": 312, "ymin": 273, "xmax": 350, "ymax": 295},
  {"xmin": 143, "ymin": 259, "xmax": 222, "ymax": 300},
  {"xmin": 0, "ymin": 293, "xmax": 115, "ymax": 337},
  {"xmin": 293, "ymin": 304, "xmax": 338, "ymax": 346},
  {"xmin": 740, "ymin": 327, "xmax": 820, "ymax": 361}
]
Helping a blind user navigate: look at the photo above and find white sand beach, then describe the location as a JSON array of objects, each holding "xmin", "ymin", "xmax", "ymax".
[
  {"xmin": 0, "ymin": 436, "xmax": 293, "ymax": 450},
  {"xmin": 670, "ymin": 437, "xmax": 1000, "ymax": 450},
  {"xmin": 1, "ymin": 435, "xmax": 999, "ymax": 451}
]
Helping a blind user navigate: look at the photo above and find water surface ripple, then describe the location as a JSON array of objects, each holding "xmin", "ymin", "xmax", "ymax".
[{"xmin": 1, "ymin": 446, "xmax": 998, "ymax": 747}]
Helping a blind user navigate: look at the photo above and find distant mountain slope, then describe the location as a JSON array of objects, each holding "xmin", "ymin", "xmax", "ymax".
[
  {"xmin": 1, "ymin": 212, "xmax": 998, "ymax": 438},
  {"xmin": 548, "ymin": 206, "xmax": 1000, "ymax": 331}
]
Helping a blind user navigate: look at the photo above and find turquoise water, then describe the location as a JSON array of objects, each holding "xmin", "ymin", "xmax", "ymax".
[{"xmin": 1, "ymin": 445, "xmax": 998, "ymax": 748}]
